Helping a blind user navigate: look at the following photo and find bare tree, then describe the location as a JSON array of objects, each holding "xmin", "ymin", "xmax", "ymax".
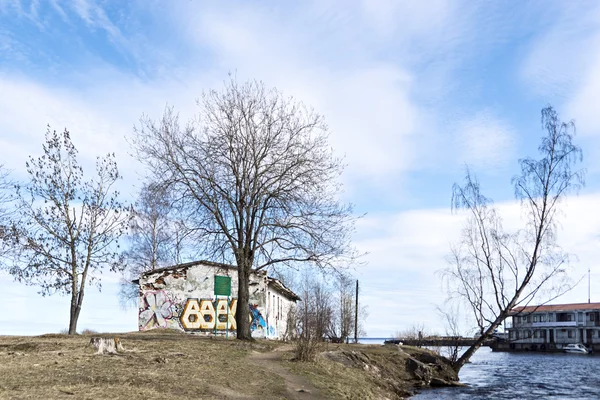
[
  {"xmin": 297, "ymin": 274, "xmax": 333, "ymax": 341},
  {"xmin": 131, "ymin": 78, "xmax": 358, "ymax": 339},
  {"xmin": 395, "ymin": 322, "xmax": 428, "ymax": 347},
  {"xmin": 119, "ymin": 182, "xmax": 190, "ymax": 306},
  {"xmin": 328, "ymin": 273, "xmax": 367, "ymax": 342},
  {"xmin": 5, "ymin": 128, "xmax": 131, "ymax": 334},
  {"xmin": 436, "ymin": 304, "xmax": 463, "ymax": 363},
  {"xmin": 443, "ymin": 106, "xmax": 585, "ymax": 371}
]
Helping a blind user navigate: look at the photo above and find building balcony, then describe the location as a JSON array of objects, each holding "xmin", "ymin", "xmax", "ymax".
[
  {"xmin": 512, "ymin": 321, "xmax": 577, "ymax": 328},
  {"xmin": 511, "ymin": 338, "xmax": 546, "ymax": 344}
]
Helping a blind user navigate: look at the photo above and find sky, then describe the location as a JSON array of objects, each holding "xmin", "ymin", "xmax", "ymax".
[{"xmin": 1, "ymin": 0, "xmax": 600, "ymax": 337}]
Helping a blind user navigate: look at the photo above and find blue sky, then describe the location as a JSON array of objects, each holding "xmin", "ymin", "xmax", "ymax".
[{"xmin": 1, "ymin": 0, "xmax": 600, "ymax": 337}]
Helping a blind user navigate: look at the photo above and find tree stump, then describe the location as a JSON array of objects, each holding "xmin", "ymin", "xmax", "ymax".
[{"xmin": 89, "ymin": 337, "xmax": 124, "ymax": 354}]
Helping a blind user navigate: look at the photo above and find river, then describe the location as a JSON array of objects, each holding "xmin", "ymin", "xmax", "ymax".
[{"xmin": 412, "ymin": 347, "xmax": 600, "ymax": 399}]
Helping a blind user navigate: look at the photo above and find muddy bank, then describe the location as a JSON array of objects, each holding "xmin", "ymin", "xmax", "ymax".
[{"xmin": 317, "ymin": 344, "xmax": 463, "ymax": 398}]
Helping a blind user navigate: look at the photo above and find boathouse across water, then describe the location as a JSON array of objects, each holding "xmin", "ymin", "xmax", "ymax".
[{"xmin": 501, "ymin": 302, "xmax": 600, "ymax": 352}]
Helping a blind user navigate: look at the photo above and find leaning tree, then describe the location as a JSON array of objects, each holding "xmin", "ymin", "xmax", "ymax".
[
  {"xmin": 6, "ymin": 128, "xmax": 130, "ymax": 334},
  {"xmin": 443, "ymin": 106, "xmax": 585, "ymax": 371},
  {"xmin": 132, "ymin": 78, "xmax": 358, "ymax": 340}
]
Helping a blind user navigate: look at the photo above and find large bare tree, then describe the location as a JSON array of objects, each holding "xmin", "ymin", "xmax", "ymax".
[
  {"xmin": 132, "ymin": 78, "xmax": 358, "ymax": 340},
  {"xmin": 5, "ymin": 128, "xmax": 131, "ymax": 334},
  {"xmin": 443, "ymin": 106, "xmax": 585, "ymax": 371}
]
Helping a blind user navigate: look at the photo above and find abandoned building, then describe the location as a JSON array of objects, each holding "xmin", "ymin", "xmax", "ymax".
[{"xmin": 135, "ymin": 260, "xmax": 301, "ymax": 339}]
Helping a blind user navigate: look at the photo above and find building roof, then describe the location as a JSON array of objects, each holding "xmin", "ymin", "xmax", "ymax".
[
  {"xmin": 511, "ymin": 302, "xmax": 600, "ymax": 314},
  {"xmin": 135, "ymin": 260, "xmax": 301, "ymax": 302},
  {"xmin": 267, "ymin": 277, "xmax": 302, "ymax": 302},
  {"xmin": 139, "ymin": 260, "xmax": 238, "ymax": 278}
]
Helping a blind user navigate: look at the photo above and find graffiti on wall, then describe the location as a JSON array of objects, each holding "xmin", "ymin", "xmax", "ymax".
[
  {"xmin": 139, "ymin": 290, "xmax": 176, "ymax": 330},
  {"xmin": 140, "ymin": 293, "xmax": 273, "ymax": 335},
  {"xmin": 249, "ymin": 304, "xmax": 267, "ymax": 336},
  {"xmin": 180, "ymin": 298, "xmax": 238, "ymax": 331}
]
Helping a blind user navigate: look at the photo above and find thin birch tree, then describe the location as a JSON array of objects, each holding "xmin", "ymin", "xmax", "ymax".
[{"xmin": 443, "ymin": 106, "xmax": 585, "ymax": 371}]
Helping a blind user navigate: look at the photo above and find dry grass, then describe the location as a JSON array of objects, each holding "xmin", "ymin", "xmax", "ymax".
[
  {"xmin": 0, "ymin": 332, "xmax": 454, "ymax": 400},
  {"xmin": 0, "ymin": 331, "xmax": 286, "ymax": 400},
  {"xmin": 287, "ymin": 343, "xmax": 457, "ymax": 399}
]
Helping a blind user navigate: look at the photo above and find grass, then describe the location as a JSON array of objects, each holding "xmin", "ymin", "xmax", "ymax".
[
  {"xmin": 0, "ymin": 331, "xmax": 456, "ymax": 399},
  {"xmin": 287, "ymin": 343, "xmax": 458, "ymax": 399},
  {"xmin": 0, "ymin": 331, "xmax": 286, "ymax": 400}
]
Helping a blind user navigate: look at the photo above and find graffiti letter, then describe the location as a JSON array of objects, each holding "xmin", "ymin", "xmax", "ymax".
[
  {"xmin": 199, "ymin": 299, "xmax": 215, "ymax": 330},
  {"xmin": 228, "ymin": 299, "xmax": 237, "ymax": 330},
  {"xmin": 215, "ymin": 299, "xmax": 228, "ymax": 330},
  {"xmin": 180, "ymin": 299, "xmax": 201, "ymax": 330}
]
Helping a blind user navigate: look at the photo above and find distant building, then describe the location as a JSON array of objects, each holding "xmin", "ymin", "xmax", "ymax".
[
  {"xmin": 135, "ymin": 260, "xmax": 300, "ymax": 339},
  {"xmin": 505, "ymin": 302, "xmax": 600, "ymax": 351}
]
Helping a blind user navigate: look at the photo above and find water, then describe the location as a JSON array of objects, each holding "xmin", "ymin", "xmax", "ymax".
[
  {"xmin": 413, "ymin": 347, "xmax": 600, "ymax": 399},
  {"xmin": 359, "ymin": 337, "xmax": 389, "ymax": 345}
]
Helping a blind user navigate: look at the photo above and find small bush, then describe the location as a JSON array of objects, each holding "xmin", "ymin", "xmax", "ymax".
[
  {"xmin": 80, "ymin": 328, "xmax": 99, "ymax": 335},
  {"xmin": 293, "ymin": 337, "xmax": 323, "ymax": 362}
]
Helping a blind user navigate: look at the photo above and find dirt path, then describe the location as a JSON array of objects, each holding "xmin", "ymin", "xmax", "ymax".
[{"xmin": 249, "ymin": 346, "xmax": 322, "ymax": 400}]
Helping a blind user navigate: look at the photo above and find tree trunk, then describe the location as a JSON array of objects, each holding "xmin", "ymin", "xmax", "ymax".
[
  {"xmin": 69, "ymin": 294, "xmax": 80, "ymax": 335},
  {"xmin": 452, "ymin": 318, "xmax": 503, "ymax": 372},
  {"xmin": 68, "ymin": 288, "xmax": 84, "ymax": 335},
  {"xmin": 236, "ymin": 264, "xmax": 252, "ymax": 340}
]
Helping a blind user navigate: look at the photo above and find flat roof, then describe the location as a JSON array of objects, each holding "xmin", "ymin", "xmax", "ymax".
[{"xmin": 511, "ymin": 302, "xmax": 600, "ymax": 314}]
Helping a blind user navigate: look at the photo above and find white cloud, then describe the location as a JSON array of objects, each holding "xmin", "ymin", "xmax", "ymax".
[
  {"xmin": 519, "ymin": 4, "xmax": 600, "ymax": 137},
  {"xmin": 72, "ymin": 0, "xmax": 124, "ymax": 45},
  {"xmin": 175, "ymin": 2, "xmax": 437, "ymax": 187},
  {"xmin": 454, "ymin": 111, "xmax": 516, "ymax": 171},
  {"xmin": 519, "ymin": 3, "xmax": 600, "ymax": 173},
  {"xmin": 565, "ymin": 48, "xmax": 600, "ymax": 140},
  {"xmin": 0, "ymin": 69, "xmax": 220, "ymax": 195},
  {"xmin": 521, "ymin": 3, "xmax": 600, "ymax": 101},
  {"xmin": 360, "ymin": 0, "xmax": 458, "ymax": 43}
]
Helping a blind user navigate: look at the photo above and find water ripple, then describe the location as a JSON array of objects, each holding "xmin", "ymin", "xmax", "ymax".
[{"xmin": 413, "ymin": 347, "xmax": 600, "ymax": 399}]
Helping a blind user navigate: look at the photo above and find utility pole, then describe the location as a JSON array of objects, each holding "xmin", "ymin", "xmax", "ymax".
[
  {"xmin": 589, "ymin": 267, "xmax": 591, "ymax": 304},
  {"xmin": 354, "ymin": 280, "xmax": 359, "ymax": 344}
]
